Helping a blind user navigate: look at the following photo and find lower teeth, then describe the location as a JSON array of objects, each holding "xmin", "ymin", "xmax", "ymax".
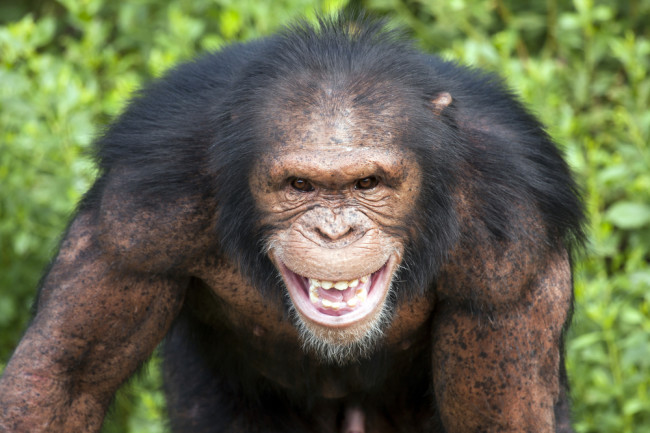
[{"xmin": 309, "ymin": 285, "xmax": 367, "ymax": 310}]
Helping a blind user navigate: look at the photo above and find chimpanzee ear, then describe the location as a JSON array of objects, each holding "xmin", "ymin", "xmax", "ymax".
[{"xmin": 430, "ymin": 92, "xmax": 453, "ymax": 115}]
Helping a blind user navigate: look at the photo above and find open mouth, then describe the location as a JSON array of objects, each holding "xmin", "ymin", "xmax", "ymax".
[
  {"xmin": 278, "ymin": 258, "xmax": 395, "ymax": 328},
  {"xmin": 306, "ymin": 274, "xmax": 372, "ymax": 314}
]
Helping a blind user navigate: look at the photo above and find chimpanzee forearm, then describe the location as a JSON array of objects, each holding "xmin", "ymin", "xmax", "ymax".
[
  {"xmin": 0, "ymin": 215, "xmax": 187, "ymax": 432},
  {"xmin": 433, "ymin": 251, "xmax": 573, "ymax": 432}
]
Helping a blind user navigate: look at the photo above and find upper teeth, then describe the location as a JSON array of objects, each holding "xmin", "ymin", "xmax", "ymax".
[
  {"xmin": 309, "ymin": 275, "xmax": 369, "ymax": 291},
  {"xmin": 309, "ymin": 278, "xmax": 370, "ymax": 310}
]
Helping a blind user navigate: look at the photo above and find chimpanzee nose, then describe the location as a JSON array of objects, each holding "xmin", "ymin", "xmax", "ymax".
[
  {"xmin": 316, "ymin": 220, "xmax": 354, "ymax": 241},
  {"xmin": 305, "ymin": 206, "xmax": 366, "ymax": 246}
]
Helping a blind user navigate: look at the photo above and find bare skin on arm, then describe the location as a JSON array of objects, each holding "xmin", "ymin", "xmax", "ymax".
[
  {"xmin": 433, "ymin": 200, "xmax": 574, "ymax": 431},
  {"xmin": 0, "ymin": 213, "xmax": 187, "ymax": 430}
]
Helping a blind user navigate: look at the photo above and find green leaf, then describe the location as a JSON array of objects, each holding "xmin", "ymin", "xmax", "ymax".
[{"xmin": 605, "ymin": 202, "xmax": 650, "ymax": 229}]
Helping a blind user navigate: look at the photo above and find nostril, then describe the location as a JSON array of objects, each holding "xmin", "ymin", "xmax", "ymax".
[{"xmin": 316, "ymin": 225, "xmax": 353, "ymax": 241}]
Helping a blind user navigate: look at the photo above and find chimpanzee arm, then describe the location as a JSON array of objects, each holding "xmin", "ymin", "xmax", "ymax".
[
  {"xmin": 433, "ymin": 208, "xmax": 573, "ymax": 432},
  {"xmin": 0, "ymin": 212, "xmax": 188, "ymax": 432}
]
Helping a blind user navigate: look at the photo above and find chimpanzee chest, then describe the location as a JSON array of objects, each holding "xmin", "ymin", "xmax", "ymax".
[{"xmin": 184, "ymin": 265, "xmax": 434, "ymax": 400}]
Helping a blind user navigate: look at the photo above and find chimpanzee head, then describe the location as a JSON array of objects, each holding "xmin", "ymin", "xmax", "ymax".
[{"xmin": 211, "ymin": 17, "xmax": 460, "ymax": 363}]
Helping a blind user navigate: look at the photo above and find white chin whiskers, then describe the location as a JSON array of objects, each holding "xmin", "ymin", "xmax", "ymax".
[{"xmin": 286, "ymin": 294, "xmax": 393, "ymax": 365}]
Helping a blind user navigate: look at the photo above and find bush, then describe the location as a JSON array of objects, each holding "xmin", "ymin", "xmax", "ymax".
[{"xmin": 1, "ymin": 1, "xmax": 648, "ymax": 431}]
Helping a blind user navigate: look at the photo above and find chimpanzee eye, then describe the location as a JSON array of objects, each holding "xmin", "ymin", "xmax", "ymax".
[
  {"xmin": 290, "ymin": 178, "xmax": 314, "ymax": 192},
  {"xmin": 355, "ymin": 177, "xmax": 379, "ymax": 190}
]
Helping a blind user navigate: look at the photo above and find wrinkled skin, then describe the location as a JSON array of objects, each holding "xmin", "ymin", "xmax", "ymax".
[
  {"xmin": 0, "ymin": 17, "xmax": 582, "ymax": 433},
  {"xmin": 251, "ymin": 87, "xmax": 422, "ymax": 356}
]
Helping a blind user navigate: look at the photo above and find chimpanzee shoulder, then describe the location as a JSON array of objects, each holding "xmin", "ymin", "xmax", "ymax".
[
  {"xmin": 420, "ymin": 52, "xmax": 585, "ymax": 248},
  {"xmin": 90, "ymin": 39, "xmax": 275, "ymax": 204}
]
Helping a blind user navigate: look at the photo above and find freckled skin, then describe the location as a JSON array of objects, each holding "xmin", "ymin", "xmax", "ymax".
[
  {"xmin": 433, "ymin": 194, "xmax": 573, "ymax": 431},
  {"xmin": 0, "ymin": 17, "xmax": 584, "ymax": 433}
]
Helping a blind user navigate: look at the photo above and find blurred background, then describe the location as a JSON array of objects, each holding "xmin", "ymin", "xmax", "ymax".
[{"xmin": 0, "ymin": 0, "xmax": 648, "ymax": 432}]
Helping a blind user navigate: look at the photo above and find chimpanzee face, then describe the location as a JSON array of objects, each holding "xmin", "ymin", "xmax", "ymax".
[{"xmin": 249, "ymin": 83, "xmax": 422, "ymax": 363}]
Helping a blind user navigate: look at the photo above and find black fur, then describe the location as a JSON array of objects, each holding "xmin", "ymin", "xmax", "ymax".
[{"xmin": 91, "ymin": 15, "xmax": 583, "ymax": 297}]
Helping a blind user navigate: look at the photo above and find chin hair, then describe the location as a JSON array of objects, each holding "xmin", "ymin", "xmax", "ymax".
[{"xmin": 287, "ymin": 295, "xmax": 394, "ymax": 366}]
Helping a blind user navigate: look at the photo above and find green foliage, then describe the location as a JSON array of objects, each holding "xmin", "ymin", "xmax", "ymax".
[{"xmin": 1, "ymin": 1, "xmax": 648, "ymax": 432}]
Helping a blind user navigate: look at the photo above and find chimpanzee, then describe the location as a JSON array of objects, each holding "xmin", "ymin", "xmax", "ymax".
[{"xmin": 0, "ymin": 14, "xmax": 583, "ymax": 433}]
